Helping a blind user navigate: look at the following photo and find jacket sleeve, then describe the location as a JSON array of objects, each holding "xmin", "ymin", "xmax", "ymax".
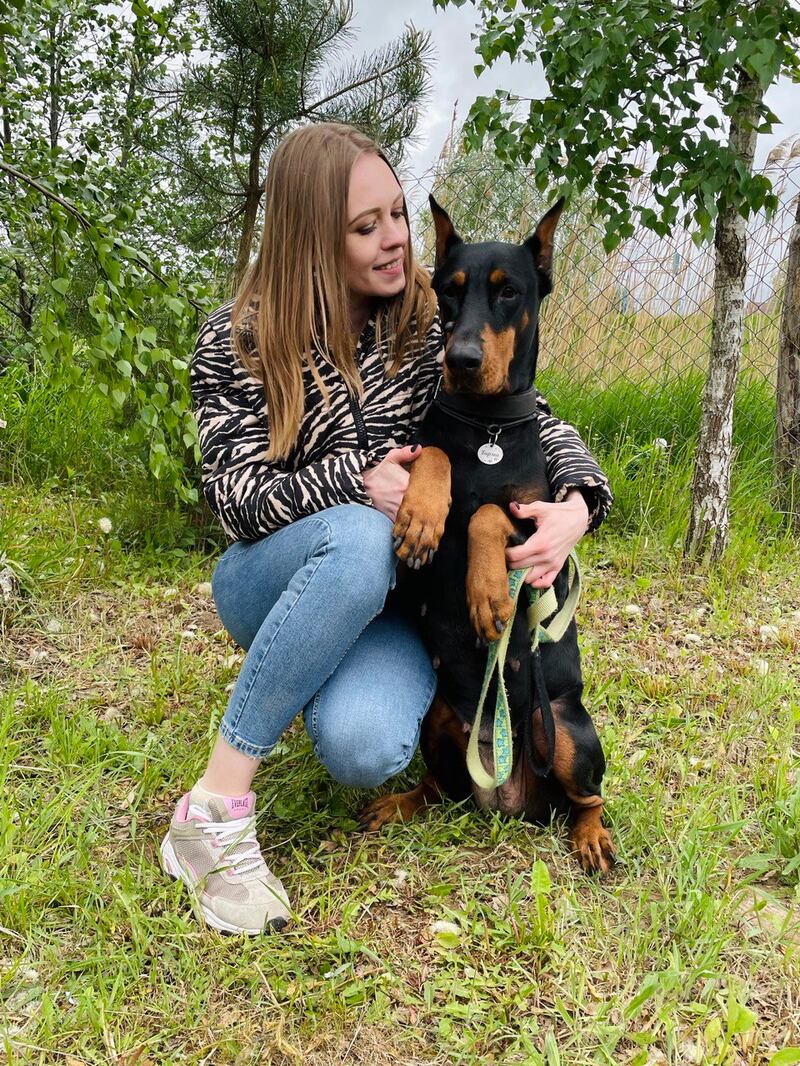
[
  {"xmin": 191, "ymin": 315, "xmax": 372, "ymax": 542},
  {"xmin": 536, "ymin": 394, "xmax": 613, "ymax": 532}
]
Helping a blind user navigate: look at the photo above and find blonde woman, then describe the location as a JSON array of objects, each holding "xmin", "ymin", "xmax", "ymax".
[{"xmin": 160, "ymin": 123, "xmax": 612, "ymax": 935}]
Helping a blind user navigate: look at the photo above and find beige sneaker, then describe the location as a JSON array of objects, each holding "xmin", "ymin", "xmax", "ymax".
[{"xmin": 160, "ymin": 784, "xmax": 290, "ymax": 934}]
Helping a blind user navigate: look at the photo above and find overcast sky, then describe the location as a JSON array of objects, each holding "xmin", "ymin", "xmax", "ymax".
[{"xmin": 348, "ymin": 1, "xmax": 799, "ymax": 187}]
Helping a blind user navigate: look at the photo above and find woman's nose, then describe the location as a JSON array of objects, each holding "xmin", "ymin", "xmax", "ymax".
[{"xmin": 382, "ymin": 218, "xmax": 408, "ymax": 249}]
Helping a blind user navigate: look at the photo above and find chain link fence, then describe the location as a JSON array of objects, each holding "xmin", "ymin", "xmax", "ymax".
[{"xmin": 398, "ymin": 137, "xmax": 800, "ymax": 446}]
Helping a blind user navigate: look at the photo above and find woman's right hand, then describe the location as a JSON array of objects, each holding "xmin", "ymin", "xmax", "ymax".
[{"xmin": 362, "ymin": 444, "xmax": 421, "ymax": 522}]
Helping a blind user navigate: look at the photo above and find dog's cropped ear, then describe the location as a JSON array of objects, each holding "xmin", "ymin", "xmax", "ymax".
[
  {"xmin": 524, "ymin": 197, "xmax": 565, "ymax": 296},
  {"xmin": 429, "ymin": 195, "xmax": 463, "ymax": 269}
]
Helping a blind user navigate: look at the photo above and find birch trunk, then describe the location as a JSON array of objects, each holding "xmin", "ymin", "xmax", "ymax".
[
  {"xmin": 685, "ymin": 69, "xmax": 762, "ymax": 561},
  {"xmin": 774, "ymin": 190, "xmax": 800, "ymax": 532}
]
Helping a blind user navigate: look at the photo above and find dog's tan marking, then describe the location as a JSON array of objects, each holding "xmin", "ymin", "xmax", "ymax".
[
  {"xmin": 570, "ymin": 805, "xmax": 616, "ymax": 875},
  {"xmin": 489, "ymin": 268, "xmax": 507, "ymax": 285},
  {"xmin": 531, "ymin": 701, "xmax": 615, "ymax": 875},
  {"xmin": 451, "ymin": 270, "xmax": 466, "ymax": 286},
  {"xmin": 392, "ymin": 447, "xmax": 451, "ymax": 566},
  {"xmin": 358, "ymin": 773, "xmax": 442, "ymax": 831},
  {"xmin": 477, "ymin": 324, "xmax": 515, "ymax": 394},
  {"xmin": 466, "ymin": 504, "xmax": 515, "ymax": 642},
  {"xmin": 520, "ymin": 310, "xmax": 529, "ymax": 330}
]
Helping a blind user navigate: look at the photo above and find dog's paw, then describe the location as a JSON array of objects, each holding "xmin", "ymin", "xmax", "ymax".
[
  {"xmin": 358, "ymin": 793, "xmax": 416, "ymax": 832},
  {"xmin": 571, "ymin": 823, "xmax": 616, "ymax": 876},
  {"xmin": 392, "ymin": 497, "xmax": 449, "ymax": 569},
  {"xmin": 466, "ymin": 579, "xmax": 514, "ymax": 644}
]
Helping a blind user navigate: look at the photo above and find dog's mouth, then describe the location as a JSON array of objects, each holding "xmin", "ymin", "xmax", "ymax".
[{"xmin": 442, "ymin": 364, "xmax": 508, "ymax": 397}]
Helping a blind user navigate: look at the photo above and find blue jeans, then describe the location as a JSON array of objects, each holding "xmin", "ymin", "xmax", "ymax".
[{"xmin": 210, "ymin": 504, "xmax": 437, "ymax": 788}]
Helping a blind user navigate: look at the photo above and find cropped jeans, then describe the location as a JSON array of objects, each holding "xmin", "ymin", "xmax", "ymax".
[{"xmin": 210, "ymin": 504, "xmax": 437, "ymax": 788}]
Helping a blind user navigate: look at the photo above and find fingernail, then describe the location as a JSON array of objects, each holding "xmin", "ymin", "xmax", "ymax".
[{"xmin": 511, "ymin": 500, "xmax": 519, "ymax": 508}]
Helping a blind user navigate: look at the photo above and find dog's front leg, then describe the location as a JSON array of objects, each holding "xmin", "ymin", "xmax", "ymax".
[
  {"xmin": 466, "ymin": 504, "xmax": 515, "ymax": 643},
  {"xmin": 393, "ymin": 447, "xmax": 451, "ymax": 568}
]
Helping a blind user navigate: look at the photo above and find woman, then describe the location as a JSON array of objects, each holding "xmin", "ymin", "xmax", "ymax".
[{"xmin": 160, "ymin": 122, "xmax": 612, "ymax": 936}]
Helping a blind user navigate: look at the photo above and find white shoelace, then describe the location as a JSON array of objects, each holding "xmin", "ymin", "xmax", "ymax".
[{"xmin": 202, "ymin": 815, "xmax": 266, "ymax": 878}]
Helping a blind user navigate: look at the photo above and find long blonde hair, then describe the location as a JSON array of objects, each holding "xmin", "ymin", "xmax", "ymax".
[{"xmin": 231, "ymin": 122, "xmax": 436, "ymax": 460}]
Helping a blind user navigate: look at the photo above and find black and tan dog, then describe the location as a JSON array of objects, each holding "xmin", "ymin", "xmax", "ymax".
[{"xmin": 359, "ymin": 197, "xmax": 615, "ymax": 874}]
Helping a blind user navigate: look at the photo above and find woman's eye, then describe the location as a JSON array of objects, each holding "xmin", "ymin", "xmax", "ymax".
[
  {"xmin": 392, "ymin": 210, "xmax": 406, "ymax": 220},
  {"xmin": 358, "ymin": 224, "xmax": 377, "ymax": 235},
  {"xmin": 500, "ymin": 285, "xmax": 518, "ymax": 299}
]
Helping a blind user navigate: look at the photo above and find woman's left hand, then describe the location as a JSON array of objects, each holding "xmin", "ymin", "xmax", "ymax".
[{"xmin": 505, "ymin": 490, "xmax": 589, "ymax": 588}]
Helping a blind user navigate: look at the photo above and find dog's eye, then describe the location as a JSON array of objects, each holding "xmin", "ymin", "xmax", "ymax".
[{"xmin": 500, "ymin": 285, "xmax": 518, "ymax": 300}]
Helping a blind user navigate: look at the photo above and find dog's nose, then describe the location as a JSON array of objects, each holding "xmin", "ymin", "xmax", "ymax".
[{"xmin": 445, "ymin": 344, "xmax": 482, "ymax": 372}]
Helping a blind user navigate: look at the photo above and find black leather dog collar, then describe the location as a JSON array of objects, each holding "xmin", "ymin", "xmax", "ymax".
[{"xmin": 434, "ymin": 385, "xmax": 539, "ymax": 423}]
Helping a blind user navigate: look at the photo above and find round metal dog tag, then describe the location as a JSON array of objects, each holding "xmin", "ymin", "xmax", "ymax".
[{"xmin": 477, "ymin": 442, "xmax": 504, "ymax": 465}]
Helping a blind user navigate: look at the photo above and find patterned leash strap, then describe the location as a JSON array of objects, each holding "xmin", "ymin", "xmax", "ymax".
[{"xmin": 465, "ymin": 552, "xmax": 582, "ymax": 790}]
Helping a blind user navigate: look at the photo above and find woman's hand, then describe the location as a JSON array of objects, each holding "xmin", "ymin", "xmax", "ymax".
[
  {"xmin": 505, "ymin": 490, "xmax": 589, "ymax": 588},
  {"xmin": 362, "ymin": 445, "xmax": 421, "ymax": 522}
]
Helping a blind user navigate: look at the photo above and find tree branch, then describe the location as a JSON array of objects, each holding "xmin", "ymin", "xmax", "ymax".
[{"xmin": 0, "ymin": 159, "xmax": 205, "ymax": 312}]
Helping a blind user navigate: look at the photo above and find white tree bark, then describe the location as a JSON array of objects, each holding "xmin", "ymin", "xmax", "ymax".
[
  {"xmin": 775, "ymin": 190, "xmax": 800, "ymax": 532},
  {"xmin": 685, "ymin": 68, "xmax": 763, "ymax": 561}
]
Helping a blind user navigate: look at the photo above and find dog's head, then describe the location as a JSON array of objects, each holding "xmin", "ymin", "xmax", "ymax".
[{"xmin": 429, "ymin": 196, "xmax": 565, "ymax": 396}]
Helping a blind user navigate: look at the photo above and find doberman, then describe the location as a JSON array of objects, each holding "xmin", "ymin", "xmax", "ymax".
[{"xmin": 358, "ymin": 197, "xmax": 615, "ymax": 874}]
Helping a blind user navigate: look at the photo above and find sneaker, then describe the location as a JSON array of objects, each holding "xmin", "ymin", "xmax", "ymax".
[{"xmin": 160, "ymin": 785, "xmax": 290, "ymax": 934}]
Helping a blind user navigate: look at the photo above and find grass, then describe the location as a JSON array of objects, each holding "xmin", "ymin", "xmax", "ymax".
[
  {"xmin": 2, "ymin": 353, "xmax": 800, "ymax": 1063},
  {"xmin": 2, "ymin": 467, "xmax": 800, "ymax": 1064}
]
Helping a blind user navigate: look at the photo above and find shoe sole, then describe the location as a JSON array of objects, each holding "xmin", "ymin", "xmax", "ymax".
[{"xmin": 160, "ymin": 834, "xmax": 286, "ymax": 935}]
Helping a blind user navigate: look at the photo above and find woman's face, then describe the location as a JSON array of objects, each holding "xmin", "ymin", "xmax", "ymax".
[{"xmin": 345, "ymin": 152, "xmax": 409, "ymax": 313}]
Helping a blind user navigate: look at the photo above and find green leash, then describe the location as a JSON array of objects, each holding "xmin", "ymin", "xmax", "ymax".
[{"xmin": 465, "ymin": 551, "xmax": 582, "ymax": 791}]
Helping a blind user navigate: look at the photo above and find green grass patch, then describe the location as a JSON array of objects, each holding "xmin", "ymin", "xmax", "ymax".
[{"xmin": 2, "ymin": 484, "xmax": 800, "ymax": 1064}]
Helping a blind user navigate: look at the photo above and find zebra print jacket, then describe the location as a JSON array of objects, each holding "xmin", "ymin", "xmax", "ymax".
[{"xmin": 190, "ymin": 302, "xmax": 613, "ymax": 543}]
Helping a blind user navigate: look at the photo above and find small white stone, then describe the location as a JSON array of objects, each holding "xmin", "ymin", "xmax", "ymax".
[
  {"xmin": 429, "ymin": 920, "xmax": 460, "ymax": 937},
  {"xmin": 163, "ymin": 587, "xmax": 178, "ymax": 599},
  {"xmin": 97, "ymin": 517, "xmax": 113, "ymax": 534},
  {"xmin": 46, "ymin": 618, "xmax": 62, "ymax": 634},
  {"xmin": 623, "ymin": 604, "xmax": 641, "ymax": 616},
  {"xmin": 753, "ymin": 658, "xmax": 769, "ymax": 676},
  {"xmin": 759, "ymin": 624, "xmax": 780, "ymax": 643},
  {"xmin": 0, "ymin": 419, "xmax": 6, "ymax": 430},
  {"xmin": 194, "ymin": 581, "xmax": 213, "ymax": 597},
  {"xmin": 0, "ymin": 567, "xmax": 19, "ymax": 604},
  {"xmin": 683, "ymin": 632, "xmax": 702, "ymax": 644},
  {"xmin": 653, "ymin": 437, "xmax": 668, "ymax": 450},
  {"xmin": 391, "ymin": 868, "xmax": 410, "ymax": 887}
]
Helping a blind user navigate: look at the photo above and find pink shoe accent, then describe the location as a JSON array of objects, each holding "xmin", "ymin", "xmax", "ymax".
[
  {"xmin": 175, "ymin": 794, "xmax": 191, "ymax": 822},
  {"xmin": 224, "ymin": 792, "xmax": 255, "ymax": 818}
]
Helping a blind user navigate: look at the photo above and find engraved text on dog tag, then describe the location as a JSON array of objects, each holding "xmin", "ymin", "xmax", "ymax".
[{"xmin": 477, "ymin": 442, "xmax": 504, "ymax": 465}]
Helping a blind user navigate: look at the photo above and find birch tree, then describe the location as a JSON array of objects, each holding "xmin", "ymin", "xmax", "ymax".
[
  {"xmin": 435, "ymin": 0, "xmax": 800, "ymax": 559},
  {"xmin": 775, "ymin": 188, "xmax": 800, "ymax": 531}
]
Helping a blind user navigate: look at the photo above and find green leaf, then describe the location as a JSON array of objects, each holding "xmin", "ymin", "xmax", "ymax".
[
  {"xmin": 769, "ymin": 1050, "xmax": 800, "ymax": 1066},
  {"xmin": 727, "ymin": 1002, "xmax": 757, "ymax": 1036},
  {"xmin": 433, "ymin": 929, "xmax": 460, "ymax": 949},
  {"xmin": 624, "ymin": 973, "xmax": 660, "ymax": 1019},
  {"xmin": 531, "ymin": 859, "xmax": 551, "ymax": 895},
  {"xmin": 50, "ymin": 278, "xmax": 70, "ymax": 294}
]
